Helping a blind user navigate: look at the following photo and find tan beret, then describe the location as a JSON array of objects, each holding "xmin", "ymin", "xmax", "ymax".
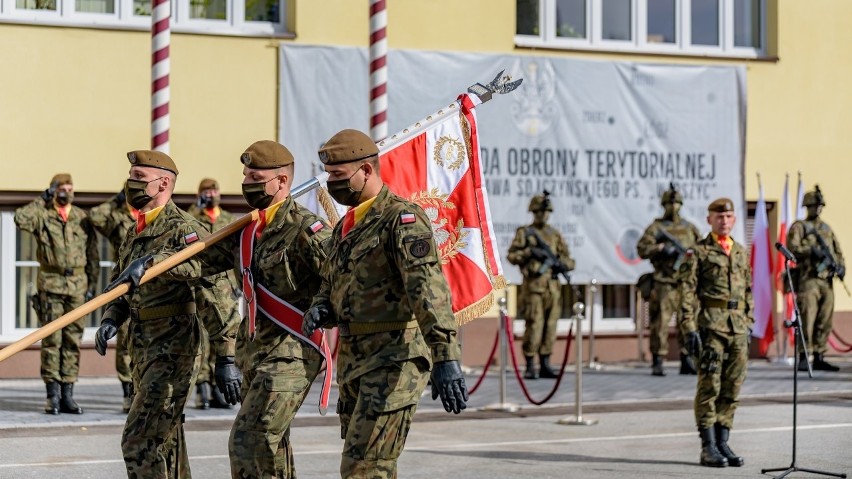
[
  {"xmin": 198, "ymin": 178, "xmax": 219, "ymax": 192},
  {"xmin": 51, "ymin": 173, "xmax": 73, "ymax": 186},
  {"xmin": 708, "ymin": 198, "xmax": 735, "ymax": 213},
  {"xmin": 240, "ymin": 141, "xmax": 294, "ymax": 169},
  {"xmin": 318, "ymin": 129, "xmax": 379, "ymax": 165},
  {"xmin": 127, "ymin": 150, "xmax": 179, "ymax": 175}
]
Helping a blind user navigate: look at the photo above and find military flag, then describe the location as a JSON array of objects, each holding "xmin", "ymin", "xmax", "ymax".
[
  {"xmin": 378, "ymin": 93, "xmax": 506, "ymax": 323},
  {"xmin": 750, "ymin": 176, "xmax": 774, "ymax": 356},
  {"xmin": 776, "ymin": 174, "xmax": 796, "ymax": 348}
]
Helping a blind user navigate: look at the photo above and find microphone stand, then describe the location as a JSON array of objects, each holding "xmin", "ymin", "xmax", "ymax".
[{"xmin": 761, "ymin": 256, "xmax": 847, "ymax": 478}]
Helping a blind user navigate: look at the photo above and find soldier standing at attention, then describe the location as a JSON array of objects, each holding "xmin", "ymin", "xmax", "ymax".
[
  {"xmin": 637, "ymin": 184, "xmax": 702, "ymax": 376},
  {"xmin": 198, "ymin": 141, "xmax": 331, "ymax": 478},
  {"xmin": 303, "ymin": 129, "xmax": 468, "ymax": 478},
  {"xmin": 679, "ymin": 198, "xmax": 751, "ymax": 468},
  {"xmin": 93, "ymin": 151, "xmax": 239, "ymax": 478},
  {"xmin": 787, "ymin": 186, "xmax": 845, "ymax": 371},
  {"xmin": 506, "ymin": 191, "xmax": 575, "ymax": 380},
  {"xmin": 187, "ymin": 177, "xmax": 242, "ymax": 409},
  {"xmin": 15, "ymin": 173, "xmax": 99, "ymax": 415},
  {"xmin": 89, "ymin": 187, "xmax": 137, "ymax": 413}
]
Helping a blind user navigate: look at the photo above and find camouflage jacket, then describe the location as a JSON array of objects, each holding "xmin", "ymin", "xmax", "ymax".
[
  {"xmin": 201, "ymin": 197, "xmax": 331, "ymax": 367},
  {"xmin": 14, "ymin": 198, "xmax": 99, "ymax": 296},
  {"xmin": 680, "ymin": 234, "xmax": 754, "ymax": 336},
  {"xmin": 637, "ymin": 217, "xmax": 702, "ymax": 284},
  {"xmin": 89, "ymin": 194, "xmax": 135, "ymax": 260},
  {"xmin": 506, "ymin": 223, "xmax": 575, "ymax": 293},
  {"xmin": 312, "ymin": 185, "xmax": 461, "ymax": 383},
  {"xmin": 787, "ymin": 218, "xmax": 845, "ymax": 281},
  {"xmin": 186, "ymin": 204, "xmax": 236, "ymax": 233},
  {"xmin": 110, "ymin": 200, "xmax": 236, "ymax": 357}
]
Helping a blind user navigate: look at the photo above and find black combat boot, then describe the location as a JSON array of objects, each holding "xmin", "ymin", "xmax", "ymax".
[
  {"xmin": 698, "ymin": 427, "xmax": 728, "ymax": 467},
  {"xmin": 539, "ymin": 354, "xmax": 559, "ymax": 379},
  {"xmin": 813, "ymin": 353, "xmax": 840, "ymax": 372},
  {"xmin": 121, "ymin": 381, "xmax": 133, "ymax": 413},
  {"xmin": 45, "ymin": 381, "xmax": 60, "ymax": 415},
  {"xmin": 59, "ymin": 382, "xmax": 83, "ymax": 414},
  {"xmin": 715, "ymin": 423, "xmax": 744, "ymax": 467},
  {"xmin": 652, "ymin": 355, "xmax": 666, "ymax": 376},
  {"xmin": 210, "ymin": 384, "xmax": 232, "ymax": 409},
  {"xmin": 797, "ymin": 352, "xmax": 809, "ymax": 372},
  {"xmin": 196, "ymin": 382, "xmax": 211, "ymax": 410},
  {"xmin": 679, "ymin": 353, "xmax": 697, "ymax": 375},
  {"xmin": 523, "ymin": 355, "xmax": 538, "ymax": 380}
]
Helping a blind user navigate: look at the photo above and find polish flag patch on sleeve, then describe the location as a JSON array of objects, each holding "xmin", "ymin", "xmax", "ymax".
[
  {"xmin": 307, "ymin": 220, "xmax": 325, "ymax": 234},
  {"xmin": 184, "ymin": 231, "xmax": 199, "ymax": 244},
  {"xmin": 400, "ymin": 213, "xmax": 416, "ymax": 224}
]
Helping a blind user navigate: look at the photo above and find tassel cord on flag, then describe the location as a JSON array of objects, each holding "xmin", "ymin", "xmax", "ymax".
[
  {"xmin": 466, "ymin": 325, "xmax": 501, "ymax": 396},
  {"xmin": 504, "ymin": 314, "xmax": 575, "ymax": 406}
]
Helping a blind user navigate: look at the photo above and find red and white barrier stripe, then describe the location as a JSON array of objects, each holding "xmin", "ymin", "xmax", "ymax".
[
  {"xmin": 152, "ymin": 0, "xmax": 170, "ymax": 153},
  {"xmin": 369, "ymin": 0, "xmax": 387, "ymax": 142}
]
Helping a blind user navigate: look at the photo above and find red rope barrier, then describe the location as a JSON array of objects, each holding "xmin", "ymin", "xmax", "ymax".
[
  {"xmin": 467, "ymin": 325, "xmax": 501, "ymax": 395},
  {"xmin": 830, "ymin": 328, "xmax": 852, "ymax": 348},
  {"xmin": 504, "ymin": 314, "xmax": 575, "ymax": 406},
  {"xmin": 828, "ymin": 334, "xmax": 852, "ymax": 353}
]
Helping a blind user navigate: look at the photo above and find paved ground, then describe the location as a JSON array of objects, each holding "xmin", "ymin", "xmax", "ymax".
[{"xmin": 1, "ymin": 356, "xmax": 850, "ymax": 478}]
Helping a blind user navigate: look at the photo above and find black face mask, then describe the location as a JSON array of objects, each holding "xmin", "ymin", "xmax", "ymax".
[
  {"xmin": 55, "ymin": 191, "xmax": 73, "ymax": 206},
  {"xmin": 125, "ymin": 178, "xmax": 162, "ymax": 210},
  {"xmin": 242, "ymin": 177, "xmax": 280, "ymax": 210},
  {"xmin": 326, "ymin": 167, "xmax": 365, "ymax": 207},
  {"xmin": 197, "ymin": 195, "xmax": 219, "ymax": 209}
]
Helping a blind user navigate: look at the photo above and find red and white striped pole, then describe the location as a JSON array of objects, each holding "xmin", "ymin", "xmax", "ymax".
[
  {"xmin": 151, "ymin": 0, "xmax": 170, "ymax": 153},
  {"xmin": 369, "ymin": 0, "xmax": 387, "ymax": 142}
]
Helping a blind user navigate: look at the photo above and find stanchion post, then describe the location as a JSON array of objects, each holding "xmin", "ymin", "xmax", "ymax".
[
  {"xmin": 587, "ymin": 279, "xmax": 601, "ymax": 370},
  {"xmin": 481, "ymin": 292, "xmax": 520, "ymax": 412},
  {"xmin": 558, "ymin": 302, "xmax": 598, "ymax": 426}
]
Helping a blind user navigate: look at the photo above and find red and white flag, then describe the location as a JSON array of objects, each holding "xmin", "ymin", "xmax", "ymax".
[
  {"xmin": 776, "ymin": 174, "xmax": 795, "ymax": 345},
  {"xmin": 795, "ymin": 172, "xmax": 806, "ymax": 222},
  {"xmin": 379, "ymin": 93, "xmax": 505, "ymax": 323},
  {"xmin": 750, "ymin": 177, "xmax": 774, "ymax": 355}
]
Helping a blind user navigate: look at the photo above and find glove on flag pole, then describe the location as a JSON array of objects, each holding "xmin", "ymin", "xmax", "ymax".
[
  {"xmin": 377, "ymin": 71, "xmax": 521, "ymax": 324},
  {"xmin": 750, "ymin": 174, "xmax": 774, "ymax": 355}
]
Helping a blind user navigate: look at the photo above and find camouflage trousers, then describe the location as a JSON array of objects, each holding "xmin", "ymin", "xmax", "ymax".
[
  {"xmin": 194, "ymin": 274, "xmax": 240, "ymax": 384},
  {"xmin": 797, "ymin": 278, "xmax": 835, "ymax": 355},
  {"xmin": 521, "ymin": 282, "xmax": 561, "ymax": 357},
  {"xmin": 694, "ymin": 329, "xmax": 748, "ymax": 430},
  {"xmin": 229, "ymin": 353, "xmax": 321, "ymax": 479},
  {"xmin": 39, "ymin": 292, "xmax": 85, "ymax": 384},
  {"xmin": 195, "ymin": 328, "xmax": 216, "ymax": 385},
  {"xmin": 116, "ymin": 321, "xmax": 133, "ymax": 384},
  {"xmin": 337, "ymin": 359, "xmax": 430, "ymax": 479},
  {"xmin": 647, "ymin": 281, "xmax": 686, "ymax": 357}
]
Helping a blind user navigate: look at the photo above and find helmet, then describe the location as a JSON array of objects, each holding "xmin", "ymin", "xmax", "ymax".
[
  {"xmin": 661, "ymin": 182, "xmax": 683, "ymax": 205},
  {"xmin": 528, "ymin": 190, "xmax": 553, "ymax": 212},
  {"xmin": 803, "ymin": 185, "xmax": 825, "ymax": 207}
]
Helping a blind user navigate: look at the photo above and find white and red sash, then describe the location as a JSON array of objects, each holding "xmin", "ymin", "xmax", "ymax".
[{"xmin": 240, "ymin": 216, "xmax": 332, "ymax": 414}]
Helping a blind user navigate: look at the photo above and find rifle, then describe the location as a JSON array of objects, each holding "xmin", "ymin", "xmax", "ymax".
[
  {"xmin": 656, "ymin": 228, "xmax": 693, "ymax": 271},
  {"xmin": 525, "ymin": 227, "xmax": 571, "ymax": 282},
  {"xmin": 807, "ymin": 227, "xmax": 851, "ymax": 296}
]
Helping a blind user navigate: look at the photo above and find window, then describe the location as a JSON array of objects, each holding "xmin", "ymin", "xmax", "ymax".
[
  {"xmin": 516, "ymin": 0, "xmax": 765, "ymax": 58},
  {"xmin": 0, "ymin": 0, "xmax": 289, "ymax": 37}
]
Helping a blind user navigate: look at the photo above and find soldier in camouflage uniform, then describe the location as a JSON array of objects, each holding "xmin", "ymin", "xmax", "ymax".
[
  {"xmin": 187, "ymin": 177, "xmax": 242, "ymax": 409},
  {"xmin": 15, "ymin": 173, "xmax": 99, "ymax": 415},
  {"xmin": 787, "ymin": 186, "xmax": 846, "ymax": 372},
  {"xmin": 303, "ymin": 129, "xmax": 468, "ymax": 478},
  {"xmin": 89, "ymin": 188, "xmax": 137, "ymax": 412},
  {"xmin": 507, "ymin": 191, "xmax": 575, "ymax": 380},
  {"xmin": 93, "ymin": 151, "xmax": 240, "ymax": 478},
  {"xmin": 199, "ymin": 141, "xmax": 331, "ymax": 478},
  {"xmin": 637, "ymin": 184, "xmax": 702, "ymax": 376},
  {"xmin": 679, "ymin": 198, "xmax": 752, "ymax": 468}
]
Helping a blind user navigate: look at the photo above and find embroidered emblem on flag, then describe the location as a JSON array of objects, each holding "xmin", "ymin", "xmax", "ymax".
[
  {"xmin": 184, "ymin": 231, "xmax": 199, "ymax": 244},
  {"xmin": 400, "ymin": 213, "xmax": 416, "ymax": 224}
]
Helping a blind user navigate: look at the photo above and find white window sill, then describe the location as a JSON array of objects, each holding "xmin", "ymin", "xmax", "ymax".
[{"xmin": 515, "ymin": 35, "xmax": 769, "ymax": 61}]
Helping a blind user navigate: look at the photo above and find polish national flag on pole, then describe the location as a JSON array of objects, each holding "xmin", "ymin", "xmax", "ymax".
[
  {"xmin": 777, "ymin": 174, "xmax": 796, "ymax": 349},
  {"xmin": 378, "ymin": 93, "xmax": 506, "ymax": 323},
  {"xmin": 750, "ymin": 175, "xmax": 774, "ymax": 355},
  {"xmin": 795, "ymin": 172, "xmax": 806, "ymax": 221}
]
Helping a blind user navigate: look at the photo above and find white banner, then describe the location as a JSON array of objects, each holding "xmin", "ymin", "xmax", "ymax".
[{"xmin": 279, "ymin": 45, "xmax": 746, "ymax": 285}]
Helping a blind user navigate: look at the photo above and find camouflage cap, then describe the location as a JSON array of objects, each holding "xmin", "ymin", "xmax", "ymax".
[
  {"xmin": 661, "ymin": 183, "xmax": 683, "ymax": 205},
  {"xmin": 240, "ymin": 140, "xmax": 294, "ymax": 169},
  {"xmin": 318, "ymin": 129, "xmax": 379, "ymax": 165},
  {"xmin": 50, "ymin": 173, "xmax": 73, "ymax": 186},
  {"xmin": 528, "ymin": 194, "xmax": 553, "ymax": 212},
  {"xmin": 127, "ymin": 150, "xmax": 178, "ymax": 175},
  {"xmin": 707, "ymin": 197, "xmax": 735, "ymax": 213},
  {"xmin": 803, "ymin": 186, "xmax": 825, "ymax": 207},
  {"xmin": 198, "ymin": 178, "xmax": 219, "ymax": 193}
]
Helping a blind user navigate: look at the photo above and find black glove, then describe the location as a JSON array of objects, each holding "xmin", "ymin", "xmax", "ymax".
[
  {"xmin": 40, "ymin": 182, "xmax": 58, "ymax": 203},
  {"xmin": 95, "ymin": 319, "xmax": 119, "ymax": 356},
  {"xmin": 104, "ymin": 254, "xmax": 153, "ymax": 296},
  {"xmin": 530, "ymin": 247, "xmax": 549, "ymax": 261},
  {"xmin": 302, "ymin": 302, "xmax": 331, "ymax": 337},
  {"xmin": 685, "ymin": 330, "xmax": 702, "ymax": 357},
  {"xmin": 836, "ymin": 265, "xmax": 845, "ymax": 281},
  {"xmin": 430, "ymin": 360, "xmax": 469, "ymax": 414},
  {"xmin": 214, "ymin": 356, "xmax": 242, "ymax": 405},
  {"xmin": 95, "ymin": 297, "xmax": 129, "ymax": 356},
  {"xmin": 114, "ymin": 189, "xmax": 127, "ymax": 206},
  {"xmin": 661, "ymin": 244, "xmax": 679, "ymax": 258},
  {"xmin": 84, "ymin": 289, "xmax": 96, "ymax": 302}
]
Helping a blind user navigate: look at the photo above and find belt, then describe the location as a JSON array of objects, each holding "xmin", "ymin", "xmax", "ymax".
[
  {"xmin": 701, "ymin": 298, "xmax": 745, "ymax": 310},
  {"xmin": 41, "ymin": 266, "xmax": 85, "ymax": 277},
  {"xmin": 338, "ymin": 319, "xmax": 418, "ymax": 337},
  {"xmin": 130, "ymin": 302, "xmax": 197, "ymax": 321}
]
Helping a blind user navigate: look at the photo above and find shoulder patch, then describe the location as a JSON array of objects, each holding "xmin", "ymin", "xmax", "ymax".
[
  {"xmin": 184, "ymin": 231, "xmax": 199, "ymax": 244},
  {"xmin": 400, "ymin": 212, "xmax": 416, "ymax": 224},
  {"xmin": 306, "ymin": 220, "xmax": 325, "ymax": 235}
]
